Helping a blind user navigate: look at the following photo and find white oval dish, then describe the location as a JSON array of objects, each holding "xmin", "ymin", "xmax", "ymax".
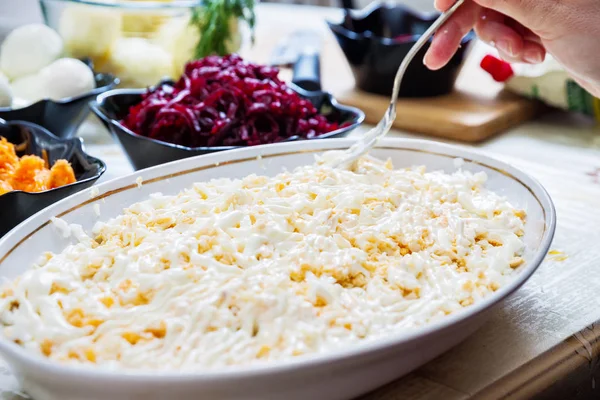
[{"xmin": 0, "ymin": 138, "xmax": 556, "ymax": 400}]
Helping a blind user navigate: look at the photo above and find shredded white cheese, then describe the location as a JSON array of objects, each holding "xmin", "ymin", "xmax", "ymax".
[
  {"xmin": 256, "ymin": 154, "xmax": 265, "ymax": 170},
  {"xmin": 453, "ymin": 157, "xmax": 465, "ymax": 169},
  {"xmin": 0, "ymin": 156, "xmax": 526, "ymax": 371},
  {"xmin": 50, "ymin": 217, "xmax": 71, "ymax": 238}
]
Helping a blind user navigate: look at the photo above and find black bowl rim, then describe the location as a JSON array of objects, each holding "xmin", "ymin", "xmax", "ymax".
[
  {"xmin": 327, "ymin": 2, "xmax": 475, "ymax": 46},
  {"xmin": 89, "ymin": 83, "xmax": 366, "ymax": 153},
  {"xmin": 0, "ymin": 72, "xmax": 120, "ymax": 113},
  {"xmin": 0, "ymin": 120, "xmax": 107, "ymax": 199}
]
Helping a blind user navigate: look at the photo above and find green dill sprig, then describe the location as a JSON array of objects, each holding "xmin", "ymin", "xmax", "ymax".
[{"xmin": 190, "ymin": 0, "xmax": 256, "ymax": 59}]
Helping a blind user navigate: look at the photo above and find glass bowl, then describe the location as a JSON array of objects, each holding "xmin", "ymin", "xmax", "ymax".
[{"xmin": 39, "ymin": 0, "xmax": 248, "ymax": 88}]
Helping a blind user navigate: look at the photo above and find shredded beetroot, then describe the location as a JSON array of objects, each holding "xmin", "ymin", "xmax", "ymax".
[{"xmin": 120, "ymin": 54, "xmax": 342, "ymax": 147}]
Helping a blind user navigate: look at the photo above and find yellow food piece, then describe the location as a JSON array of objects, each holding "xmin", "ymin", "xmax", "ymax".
[
  {"xmin": 40, "ymin": 339, "xmax": 53, "ymax": 356},
  {"xmin": 122, "ymin": 332, "xmax": 142, "ymax": 345},
  {"xmin": 99, "ymin": 296, "xmax": 115, "ymax": 308},
  {"xmin": 121, "ymin": 0, "xmax": 176, "ymax": 37},
  {"xmin": 226, "ymin": 18, "xmax": 242, "ymax": 55},
  {"xmin": 154, "ymin": 16, "xmax": 242, "ymax": 79},
  {"xmin": 106, "ymin": 37, "xmax": 175, "ymax": 88},
  {"xmin": 145, "ymin": 321, "xmax": 167, "ymax": 339},
  {"xmin": 59, "ymin": 4, "xmax": 122, "ymax": 60},
  {"xmin": 153, "ymin": 16, "xmax": 199, "ymax": 76},
  {"xmin": 85, "ymin": 348, "xmax": 97, "ymax": 363},
  {"xmin": 122, "ymin": 11, "xmax": 169, "ymax": 37},
  {"xmin": 66, "ymin": 308, "xmax": 85, "ymax": 328}
]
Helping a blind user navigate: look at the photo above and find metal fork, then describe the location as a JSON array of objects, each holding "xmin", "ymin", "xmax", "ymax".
[{"xmin": 328, "ymin": 0, "xmax": 466, "ymax": 168}]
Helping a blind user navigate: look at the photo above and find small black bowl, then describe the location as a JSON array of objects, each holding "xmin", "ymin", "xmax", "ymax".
[
  {"xmin": 328, "ymin": 2, "xmax": 475, "ymax": 97},
  {"xmin": 90, "ymin": 82, "xmax": 365, "ymax": 171},
  {"xmin": 0, "ymin": 119, "xmax": 106, "ymax": 237},
  {"xmin": 0, "ymin": 69, "xmax": 119, "ymax": 139}
]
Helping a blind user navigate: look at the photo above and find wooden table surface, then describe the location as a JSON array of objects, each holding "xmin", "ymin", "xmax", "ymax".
[{"xmin": 2, "ymin": 4, "xmax": 600, "ymax": 399}]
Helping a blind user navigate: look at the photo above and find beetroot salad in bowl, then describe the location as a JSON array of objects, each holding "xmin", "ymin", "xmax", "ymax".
[{"xmin": 90, "ymin": 54, "xmax": 364, "ymax": 170}]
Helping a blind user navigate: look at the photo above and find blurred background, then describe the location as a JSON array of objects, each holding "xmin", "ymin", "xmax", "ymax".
[
  {"xmin": 260, "ymin": 0, "xmax": 434, "ymax": 10},
  {"xmin": 0, "ymin": 0, "xmax": 44, "ymax": 39},
  {"xmin": 0, "ymin": 0, "xmax": 436, "ymax": 40}
]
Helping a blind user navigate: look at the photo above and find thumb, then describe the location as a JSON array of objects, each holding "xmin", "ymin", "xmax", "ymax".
[{"xmin": 473, "ymin": 0, "xmax": 559, "ymax": 33}]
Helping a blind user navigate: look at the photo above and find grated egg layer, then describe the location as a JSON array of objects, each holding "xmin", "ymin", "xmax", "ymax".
[{"xmin": 0, "ymin": 156, "xmax": 526, "ymax": 370}]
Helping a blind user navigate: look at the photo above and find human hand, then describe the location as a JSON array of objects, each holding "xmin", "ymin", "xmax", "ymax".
[{"xmin": 424, "ymin": 0, "xmax": 600, "ymax": 97}]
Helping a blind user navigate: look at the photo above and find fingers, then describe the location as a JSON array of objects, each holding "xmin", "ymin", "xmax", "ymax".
[
  {"xmin": 434, "ymin": 0, "xmax": 457, "ymax": 12},
  {"xmin": 505, "ymin": 20, "xmax": 541, "ymax": 45},
  {"xmin": 494, "ymin": 40, "xmax": 546, "ymax": 64},
  {"xmin": 521, "ymin": 41, "xmax": 546, "ymax": 64},
  {"xmin": 426, "ymin": 0, "xmax": 550, "ymax": 70},
  {"xmin": 475, "ymin": 9, "xmax": 546, "ymax": 64},
  {"xmin": 473, "ymin": 0, "xmax": 558, "ymax": 33},
  {"xmin": 424, "ymin": 0, "xmax": 482, "ymax": 70},
  {"xmin": 475, "ymin": 10, "xmax": 523, "ymax": 58}
]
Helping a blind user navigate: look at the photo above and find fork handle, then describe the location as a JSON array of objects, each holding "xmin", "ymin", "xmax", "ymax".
[
  {"xmin": 387, "ymin": 0, "xmax": 466, "ymax": 106},
  {"xmin": 330, "ymin": 0, "xmax": 466, "ymax": 169}
]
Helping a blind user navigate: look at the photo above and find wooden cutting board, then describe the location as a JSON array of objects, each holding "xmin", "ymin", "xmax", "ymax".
[
  {"xmin": 334, "ymin": 86, "xmax": 538, "ymax": 142},
  {"xmin": 327, "ymin": 43, "xmax": 539, "ymax": 142}
]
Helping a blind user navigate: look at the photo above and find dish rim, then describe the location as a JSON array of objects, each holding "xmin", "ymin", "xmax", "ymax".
[
  {"xmin": 89, "ymin": 83, "xmax": 366, "ymax": 152},
  {"xmin": 0, "ymin": 137, "xmax": 556, "ymax": 381}
]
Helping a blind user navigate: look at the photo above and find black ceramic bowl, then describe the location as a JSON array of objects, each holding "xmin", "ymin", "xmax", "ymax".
[
  {"xmin": 328, "ymin": 2, "xmax": 475, "ymax": 97},
  {"xmin": 90, "ymin": 83, "xmax": 365, "ymax": 171},
  {"xmin": 0, "ymin": 119, "xmax": 106, "ymax": 237},
  {"xmin": 0, "ymin": 68, "xmax": 119, "ymax": 139}
]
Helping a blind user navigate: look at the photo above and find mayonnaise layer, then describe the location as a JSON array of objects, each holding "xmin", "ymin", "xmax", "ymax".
[{"xmin": 0, "ymin": 156, "xmax": 525, "ymax": 371}]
